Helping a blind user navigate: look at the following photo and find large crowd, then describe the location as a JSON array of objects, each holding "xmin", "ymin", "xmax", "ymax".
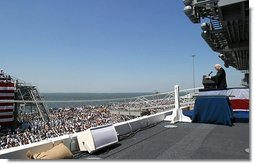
[
  {"xmin": 0, "ymin": 106, "xmax": 135, "ymax": 150},
  {"xmin": 0, "ymin": 93, "xmax": 195, "ymax": 150},
  {"xmin": 109, "ymin": 98, "xmax": 175, "ymax": 111}
]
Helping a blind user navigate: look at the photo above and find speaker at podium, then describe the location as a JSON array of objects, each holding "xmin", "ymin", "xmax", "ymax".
[{"xmin": 202, "ymin": 71, "xmax": 217, "ymax": 89}]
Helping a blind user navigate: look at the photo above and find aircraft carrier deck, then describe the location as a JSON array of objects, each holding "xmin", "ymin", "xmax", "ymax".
[
  {"xmin": 0, "ymin": 0, "xmax": 250, "ymax": 160},
  {"xmin": 75, "ymin": 121, "xmax": 249, "ymax": 160}
]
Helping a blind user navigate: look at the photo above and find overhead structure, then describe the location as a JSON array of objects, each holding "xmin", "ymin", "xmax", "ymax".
[{"xmin": 183, "ymin": 0, "xmax": 249, "ymax": 86}]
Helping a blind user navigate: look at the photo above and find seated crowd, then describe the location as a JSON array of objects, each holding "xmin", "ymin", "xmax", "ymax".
[{"xmin": 0, "ymin": 106, "xmax": 135, "ymax": 150}]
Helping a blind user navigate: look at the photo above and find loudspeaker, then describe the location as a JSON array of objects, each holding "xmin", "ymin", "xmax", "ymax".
[
  {"xmin": 77, "ymin": 124, "xmax": 118, "ymax": 153},
  {"xmin": 202, "ymin": 75, "xmax": 217, "ymax": 89}
]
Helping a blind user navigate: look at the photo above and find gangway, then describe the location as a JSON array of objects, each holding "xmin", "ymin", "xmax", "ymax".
[{"xmin": 15, "ymin": 84, "xmax": 50, "ymax": 123}]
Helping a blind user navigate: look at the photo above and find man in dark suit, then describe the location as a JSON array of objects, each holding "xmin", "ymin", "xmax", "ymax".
[{"xmin": 206, "ymin": 64, "xmax": 227, "ymax": 89}]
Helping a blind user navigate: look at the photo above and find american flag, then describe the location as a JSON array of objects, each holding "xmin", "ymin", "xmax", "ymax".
[
  {"xmin": 230, "ymin": 98, "xmax": 249, "ymax": 111},
  {"xmin": 0, "ymin": 82, "xmax": 16, "ymax": 125}
]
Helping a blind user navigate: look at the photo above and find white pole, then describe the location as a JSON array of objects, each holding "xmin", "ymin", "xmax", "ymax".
[
  {"xmin": 164, "ymin": 85, "xmax": 192, "ymax": 123},
  {"xmin": 192, "ymin": 55, "xmax": 196, "ymax": 89},
  {"xmin": 174, "ymin": 85, "xmax": 180, "ymax": 109}
]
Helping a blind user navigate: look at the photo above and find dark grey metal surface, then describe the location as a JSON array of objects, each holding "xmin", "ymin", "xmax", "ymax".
[{"xmin": 76, "ymin": 121, "xmax": 249, "ymax": 160}]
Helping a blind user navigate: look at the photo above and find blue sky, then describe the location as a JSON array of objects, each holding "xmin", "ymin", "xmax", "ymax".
[{"xmin": 0, "ymin": 0, "xmax": 245, "ymax": 92}]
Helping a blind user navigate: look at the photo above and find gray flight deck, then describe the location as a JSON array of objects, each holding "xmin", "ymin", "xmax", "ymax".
[{"xmin": 75, "ymin": 121, "xmax": 249, "ymax": 160}]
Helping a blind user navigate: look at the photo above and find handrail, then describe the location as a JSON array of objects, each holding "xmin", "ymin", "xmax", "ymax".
[{"xmin": 0, "ymin": 87, "xmax": 202, "ymax": 104}]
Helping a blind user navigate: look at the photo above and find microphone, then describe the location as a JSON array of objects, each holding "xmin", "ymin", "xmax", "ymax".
[{"xmin": 208, "ymin": 71, "xmax": 213, "ymax": 76}]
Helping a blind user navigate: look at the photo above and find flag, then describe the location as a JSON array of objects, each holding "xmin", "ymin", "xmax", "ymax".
[
  {"xmin": 230, "ymin": 99, "xmax": 249, "ymax": 111},
  {"xmin": 0, "ymin": 82, "xmax": 16, "ymax": 125}
]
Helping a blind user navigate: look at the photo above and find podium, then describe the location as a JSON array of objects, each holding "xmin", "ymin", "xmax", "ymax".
[
  {"xmin": 202, "ymin": 75, "xmax": 217, "ymax": 89},
  {"xmin": 192, "ymin": 95, "xmax": 233, "ymax": 126}
]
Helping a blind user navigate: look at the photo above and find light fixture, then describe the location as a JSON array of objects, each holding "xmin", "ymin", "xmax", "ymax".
[{"xmin": 77, "ymin": 124, "xmax": 118, "ymax": 154}]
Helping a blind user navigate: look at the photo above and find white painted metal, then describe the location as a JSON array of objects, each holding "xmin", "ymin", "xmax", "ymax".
[{"xmin": 164, "ymin": 85, "xmax": 192, "ymax": 123}]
